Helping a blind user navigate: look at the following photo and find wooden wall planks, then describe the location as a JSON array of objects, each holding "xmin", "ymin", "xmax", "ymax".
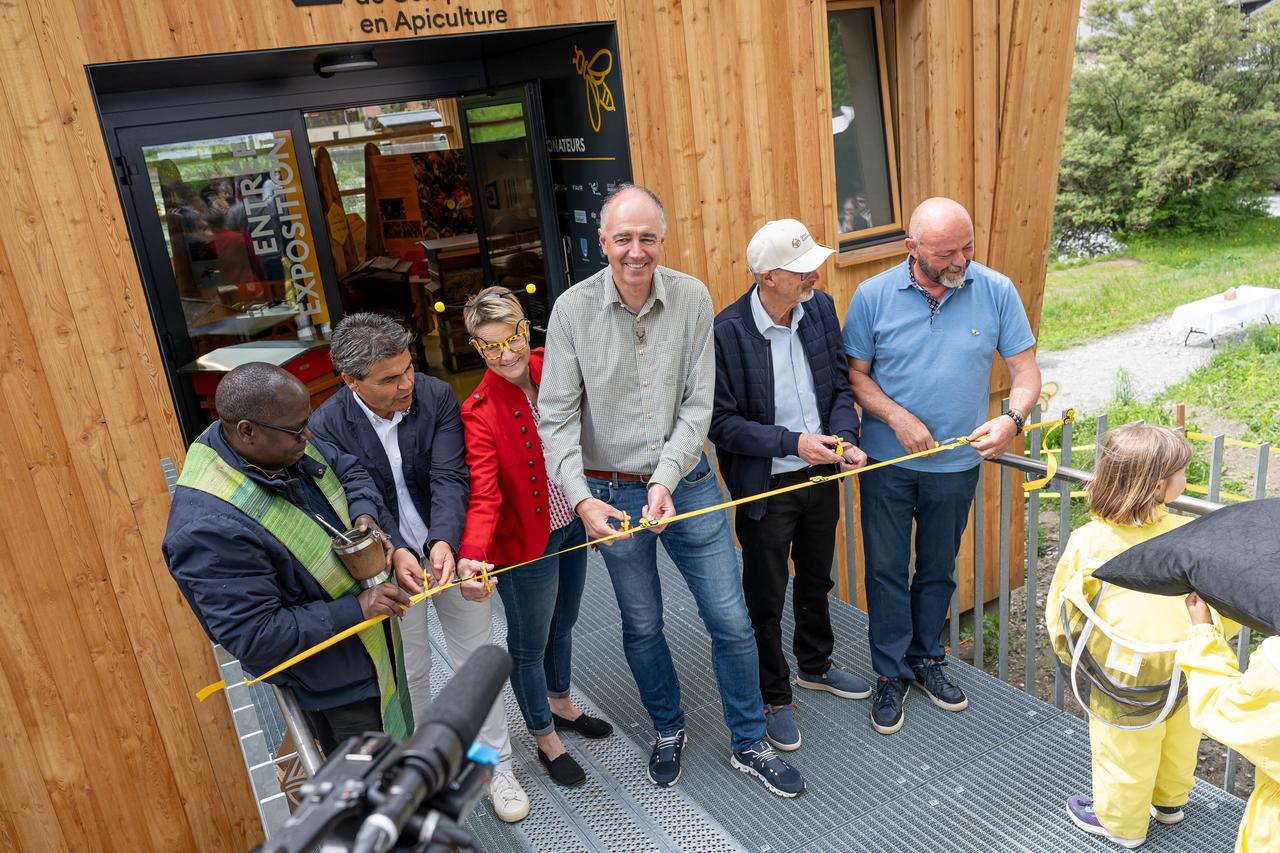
[{"xmin": 0, "ymin": 0, "xmax": 1079, "ymax": 848}]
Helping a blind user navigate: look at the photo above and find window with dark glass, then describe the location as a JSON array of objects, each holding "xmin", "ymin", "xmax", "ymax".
[{"xmin": 828, "ymin": 1, "xmax": 903, "ymax": 252}]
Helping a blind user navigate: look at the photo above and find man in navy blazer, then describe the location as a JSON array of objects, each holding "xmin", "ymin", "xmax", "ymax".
[
  {"xmin": 310, "ymin": 313, "xmax": 530, "ymax": 822},
  {"xmin": 710, "ymin": 219, "xmax": 872, "ymax": 752}
]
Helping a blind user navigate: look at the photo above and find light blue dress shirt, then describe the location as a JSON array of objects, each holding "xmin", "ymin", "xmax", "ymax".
[{"xmin": 751, "ymin": 288, "xmax": 823, "ymax": 474}]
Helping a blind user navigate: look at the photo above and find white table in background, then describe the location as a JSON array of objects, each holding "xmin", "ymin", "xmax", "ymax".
[{"xmin": 1168, "ymin": 285, "xmax": 1280, "ymax": 345}]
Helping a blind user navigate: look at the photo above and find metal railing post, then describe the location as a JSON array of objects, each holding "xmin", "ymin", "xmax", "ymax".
[
  {"xmin": 972, "ymin": 464, "xmax": 985, "ymax": 671},
  {"xmin": 1053, "ymin": 411, "xmax": 1074, "ymax": 709},
  {"xmin": 1095, "ymin": 413, "xmax": 1108, "ymax": 467},
  {"xmin": 1207, "ymin": 434, "xmax": 1225, "ymax": 503},
  {"xmin": 843, "ymin": 478, "xmax": 859, "ymax": 608},
  {"xmin": 950, "ymin": 553, "xmax": 961, "ymax": 657},
  {"xmin": 998, "ymin": 440, "xmax": 1012, "ymax": 683},
  {"xmin": 1023, "ymin": 405, "xmax": 1042, "ymax": 692}
]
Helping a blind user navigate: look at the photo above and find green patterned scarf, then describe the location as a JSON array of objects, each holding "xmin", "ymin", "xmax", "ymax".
[{"xmin": 177, "ymin": 431, "xmax": 412, "ymax": 740}]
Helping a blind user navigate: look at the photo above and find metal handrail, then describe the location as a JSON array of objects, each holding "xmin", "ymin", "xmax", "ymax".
[
  {"xmin": 994, "ymin": 452, "xmax": 1225, "ymax": 516},
  {"xmin": 273, "ymin": 685, "xmax": 324, "ymax": 777}
]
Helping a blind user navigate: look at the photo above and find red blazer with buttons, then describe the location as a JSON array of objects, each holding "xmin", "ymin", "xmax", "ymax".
[{"xmin": 459, "ymin": 348, "xmax": 555, "ymax": 566}]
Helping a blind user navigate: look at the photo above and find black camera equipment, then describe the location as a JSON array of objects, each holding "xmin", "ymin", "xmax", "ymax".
[{"xmin": 256, "ymin": 644, "xmax": 512, "ymax": 853}]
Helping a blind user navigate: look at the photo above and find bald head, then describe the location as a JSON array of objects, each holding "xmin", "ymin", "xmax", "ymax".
[
  {"xmin": 598, "ymin": 183, "xmax": 667, "ymax": 300},
  {"xmin": 905, "ymin": 197, "xmax": 975, "ymax": 289},
  {"xmin": 216, "ymin": 362, "xmax": 307, "ymax": 424},
  {"xmin": 908, "ymin": 197, "xmax": 973, "ymax": 242},
  {"xmin": 216, "ymin": 362, "xmax": 312, "ymax": 471},
  {"xmin": 599, "ymin": 183, "xmax": 666, "ymax": 234}
]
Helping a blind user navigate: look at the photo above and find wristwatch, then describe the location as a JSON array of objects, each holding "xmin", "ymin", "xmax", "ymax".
[{"xmin": 1004, "ymin": 408, "xmax": 1026, "ymax": 435}]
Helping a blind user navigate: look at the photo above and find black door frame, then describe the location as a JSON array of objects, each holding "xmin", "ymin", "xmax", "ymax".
[
  {"xmin": 457, "ymin": 81, "xmax": 565, "ymax": 315},
  {"xmin": 114, "ymin": 111, "xmax": 341, "ymax": 440},
  {"xmin": 94, "ymin": 31, "xmax": 590, "ymax": 440}
]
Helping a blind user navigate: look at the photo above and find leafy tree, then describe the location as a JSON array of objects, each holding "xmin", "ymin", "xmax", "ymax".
[{"xmin": 1056, "ymin": 0, "xmax": 1280, "ymax": 236}]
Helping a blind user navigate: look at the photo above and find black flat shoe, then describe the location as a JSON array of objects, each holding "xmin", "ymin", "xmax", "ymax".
[
  {"xmin": 552, "ymin": 711, "xmax": 614, "ymax": 739},
  {"xmin": 536, "ymin": 747, "xmax": 586, "ymax": 787}
]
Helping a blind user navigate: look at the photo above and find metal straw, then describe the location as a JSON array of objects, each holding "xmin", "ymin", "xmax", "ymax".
[{"xmin": 314, "ymin": 513, "xmax": 355, "ymax": 544}]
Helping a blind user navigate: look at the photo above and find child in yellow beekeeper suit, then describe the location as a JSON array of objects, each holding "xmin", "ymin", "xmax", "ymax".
[
  {"xmin": 1046, "ymin": 424, "xmax": 1207, "ymax": 848},
  {"xmin": 1178, "ymin": 593, "xmax": 1279, "ymax": 852}
]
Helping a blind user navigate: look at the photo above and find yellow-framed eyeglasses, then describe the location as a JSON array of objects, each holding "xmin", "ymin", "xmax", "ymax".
[{"xmin": 469, "ymin": 320, "xmax": 531, "ymax": 362}]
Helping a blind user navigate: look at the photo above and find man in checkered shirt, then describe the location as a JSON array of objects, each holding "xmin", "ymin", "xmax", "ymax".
[{"xmin": 537, "ymin": 184, "xmax": 807, "ymax": 799}]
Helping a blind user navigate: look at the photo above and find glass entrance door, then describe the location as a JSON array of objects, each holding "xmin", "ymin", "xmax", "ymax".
[
  {"xmin": 457, "ymin": 85, "xmax": 562, "ymax": 335},
  {"xmin": 116, "ymin": 113, "xmax": 339, "ymax": 440}
]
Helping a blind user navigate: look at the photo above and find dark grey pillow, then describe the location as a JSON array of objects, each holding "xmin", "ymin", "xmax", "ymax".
[{"xmin": 1093, "ymin": 498, "xmax": 1280, "ymax": 636}]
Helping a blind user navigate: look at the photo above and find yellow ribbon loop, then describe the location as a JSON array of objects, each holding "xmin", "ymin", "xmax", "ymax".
[
  {"xmin": 195, "ymin": 417, "xmax": 1068, "ymax": 700},
  {"xmin": 1022, "ymin": 410, "xmax": 1073, "ymax": 493}
]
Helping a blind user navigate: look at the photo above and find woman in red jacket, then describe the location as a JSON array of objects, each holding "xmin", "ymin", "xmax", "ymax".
[{"xmin": 457, "ymin": 286, "xmax": 613, "ymax": 788}]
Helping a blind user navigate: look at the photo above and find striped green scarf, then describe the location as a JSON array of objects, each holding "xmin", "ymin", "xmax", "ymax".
[{"xmin": 177, "ymin": 431, "xmax": 412, "ymax": 740}]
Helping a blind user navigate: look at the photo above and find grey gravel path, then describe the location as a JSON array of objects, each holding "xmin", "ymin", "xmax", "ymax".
[{"xmin": 1038, "ymin": 316, "xmax": 1254, "ymax": 417}]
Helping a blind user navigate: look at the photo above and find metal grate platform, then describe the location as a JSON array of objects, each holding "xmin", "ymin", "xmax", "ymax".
[{"xmin": 440, "ymin": 546, "xmax": 1245, "ymax": 853}]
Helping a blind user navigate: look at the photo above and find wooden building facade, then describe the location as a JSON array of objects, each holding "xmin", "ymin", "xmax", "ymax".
[{"xmin": 0, "ymin": 0, "xmax": 1079, "ymax": 849}]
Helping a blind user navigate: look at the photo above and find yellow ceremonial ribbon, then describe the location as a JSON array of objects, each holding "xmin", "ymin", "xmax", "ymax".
[
  {"xmin": 1021, "ymin": 409, "xmax": 1073, "ymax": 493},
  {"xmin": 1184, "ymin": 431, "xmax": 1280, "ymax": 453},
  {"xmin": 197, "ymin": 416, "xmax": 1069, "ymax": 700}
]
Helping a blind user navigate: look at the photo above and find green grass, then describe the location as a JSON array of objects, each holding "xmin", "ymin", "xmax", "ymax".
[
  {"xmin": 1034, "ymin": 325, "xmax": 1280, "ymax": 527},
  {"xmin": 1040, "ymin": 218, "xmax": 1280, "ymax": 350},
  {"xmin": 1159, "ymin": 325, "xmax": 1280, "ymax": 445}
]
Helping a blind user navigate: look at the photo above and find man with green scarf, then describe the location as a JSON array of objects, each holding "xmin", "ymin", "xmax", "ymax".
[{"xmin": 164, "ymin": 362, "xmax": 416, "ymax": 752}]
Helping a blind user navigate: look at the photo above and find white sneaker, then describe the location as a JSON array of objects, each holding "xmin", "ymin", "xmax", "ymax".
[{"xmin": 489, "ymin": 768, "xmax": 530, "ymax": 823}]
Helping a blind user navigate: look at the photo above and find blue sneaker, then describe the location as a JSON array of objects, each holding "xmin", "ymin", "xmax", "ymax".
[
  {"xmin": 764, "ymin": 704, "xmax": 801, "ymax": 751},
  {"xmin": 796, "ymin": 665, "xmax": 873, "ymax": 699},
  {"xmin": 1066, "ymin": 794, "xmax": 1146, "ymax": 848},
  {"xmin": 910, "ymin": 658, "xmax": 969, "ymax": 711},
  {"xmin": 647, "ymin": 729, "xmax": 685, "ymax": 787},
  {"xmin": 731, "ymin": 740, "xmax": 806, "ymax": 798},
  {"xmin": 871, "ymin": 677, "xmax": 909, "ymax": 735}
]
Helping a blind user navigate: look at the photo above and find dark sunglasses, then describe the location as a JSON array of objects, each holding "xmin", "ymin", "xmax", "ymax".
[{"xmin": 250, "ymin": 417, "xmax": 310, "ymax": 439}]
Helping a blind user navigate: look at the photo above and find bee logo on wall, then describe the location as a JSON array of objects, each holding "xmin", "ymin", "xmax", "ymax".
[{"xmin": 573, "ymin": 45, "xmax": 616, "ymax": 133}]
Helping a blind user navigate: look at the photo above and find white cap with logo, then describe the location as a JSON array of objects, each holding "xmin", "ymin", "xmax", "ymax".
[{"xmin": 746, "ymin": 219, "xmax": 836, "ymax": 274}]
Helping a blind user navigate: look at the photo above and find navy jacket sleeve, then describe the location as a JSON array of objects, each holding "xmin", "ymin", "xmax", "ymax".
[
  {"xmin": 823, "ymin": 305, "xmax": 861, "ymax": 446},
  {"xmin": 163, "ymin": 510, "xmax": 365, "ymax": 676},
  {"xmin": 425, "ymin": 385, "xmax": 469, "ymax": 551},
  {"xmin": 709, "ymin": 322, "xmax": 801, "ymax": 459},
  {"xmin": 313, "ymin": 434, "xmax": 409, "ymax": 552}
]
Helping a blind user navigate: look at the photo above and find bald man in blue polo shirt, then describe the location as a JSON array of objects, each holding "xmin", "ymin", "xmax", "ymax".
[{"xmin": 843, "ymin": 197, "xmax": 1041, "ymax": 735}]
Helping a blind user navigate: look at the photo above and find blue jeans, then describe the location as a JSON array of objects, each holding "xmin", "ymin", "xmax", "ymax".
[
  {"xmin": 859, "ymin": 460, "xmax": 981, "ymax": 680},
  {"xmin": 587, "ymin": 455, "xmax": 766, "ymax": 752},
  {"xmin": 496, "ymin": 517, "xmax": 588, "ymax": 736}
]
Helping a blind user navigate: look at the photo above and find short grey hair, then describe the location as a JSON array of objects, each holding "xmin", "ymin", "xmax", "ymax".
[
  {"xmin": 330, "ymin": 312, "xmax": 414, "ymax": 379},
  {"xmin": 216, "ymin": 362, "xmax": 303, "ymax": 424},
  {"xmin": 599, "ymin": 183, "xmax": 666, "ymax": 234}
]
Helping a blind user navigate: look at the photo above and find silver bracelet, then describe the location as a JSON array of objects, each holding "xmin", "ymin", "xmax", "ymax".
[{"xmin": 360, "ymin": 569, "xmax": 391, "ymax": 589}]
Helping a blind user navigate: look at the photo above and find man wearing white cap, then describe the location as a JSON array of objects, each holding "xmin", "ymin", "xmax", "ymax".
[{"xmin": 710, "ymin": 219, "xmax": 871, "ymax": 752}]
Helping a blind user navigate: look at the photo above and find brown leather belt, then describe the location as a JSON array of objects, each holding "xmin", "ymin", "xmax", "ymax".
[{"xmin": 583, "ymin": 469, "xmax": 650, "ymax": 483}]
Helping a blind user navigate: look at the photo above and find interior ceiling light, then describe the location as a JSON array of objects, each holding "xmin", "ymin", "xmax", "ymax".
[{"xmin": 314, "ymin": 51, "xmax": 378, "ymax": 78}]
